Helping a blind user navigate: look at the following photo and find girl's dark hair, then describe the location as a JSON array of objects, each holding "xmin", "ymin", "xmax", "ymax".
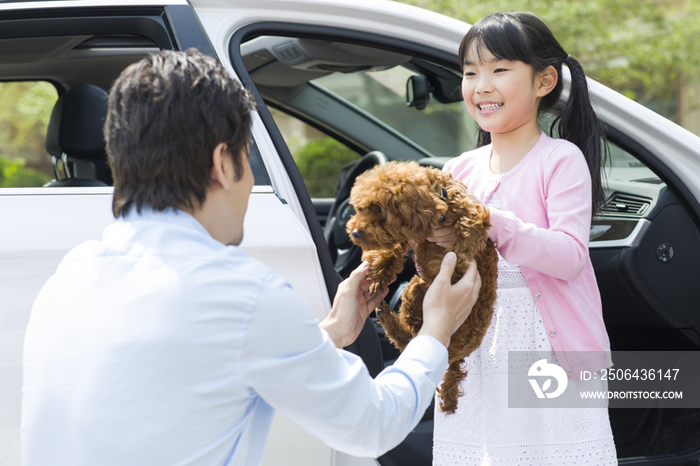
[
  {"xmin": 105, "ymin": 49, "xmax": 256, "ymax": 218},
  {"xmin": 458, "ymin": 12, "xmax": 608, "ymax": 215}
]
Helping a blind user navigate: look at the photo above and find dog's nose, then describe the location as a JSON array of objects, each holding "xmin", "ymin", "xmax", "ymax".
[{"xmin": 351, "ymin": 230, "xmax": 362, "ymax": 240}]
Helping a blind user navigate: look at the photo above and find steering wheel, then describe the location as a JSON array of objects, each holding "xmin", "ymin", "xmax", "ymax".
[{"xmin": 323, "ymin": 150, "xmax": 388, "ymax": 278}]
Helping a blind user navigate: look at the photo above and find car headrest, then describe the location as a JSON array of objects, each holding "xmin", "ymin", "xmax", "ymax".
[{"xmin": 45, "ymin": 84, "xmax": 109, "ymax": 161}]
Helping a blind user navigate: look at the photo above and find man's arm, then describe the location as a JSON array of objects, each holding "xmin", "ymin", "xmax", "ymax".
[{"xmin": 243, "ymin": 253, "xmax": 480, "ymax": 458}]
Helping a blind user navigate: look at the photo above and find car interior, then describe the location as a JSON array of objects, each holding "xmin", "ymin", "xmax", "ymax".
[
  {"xmin": 2, "ymin": 7, "xmax": 700, "ymax": 463},
  {"xmin": 236, "ymin": 31, "xmax": 700, "ymax": 465},
  {"xmin": 0, "ymin": 31, "xmax": 269, "ymax": 187},
  {"xmin": 43, "ymin": 83, "xmax": 112, "ymax": 187}
]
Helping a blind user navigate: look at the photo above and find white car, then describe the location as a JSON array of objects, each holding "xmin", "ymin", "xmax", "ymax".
[{"xmin": 2, "ymin": 0, "xmax": 700, "ymax": 465}]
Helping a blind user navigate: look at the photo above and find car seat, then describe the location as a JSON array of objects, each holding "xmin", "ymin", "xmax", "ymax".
[{"xmin": 44, "ymin": 83, "xmax": 112, "ymax": 187}]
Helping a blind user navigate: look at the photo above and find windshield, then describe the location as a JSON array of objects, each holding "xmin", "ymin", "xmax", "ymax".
[{"xmin": 313, "ymin": 65, "xmax": 478, "ymax": 158}]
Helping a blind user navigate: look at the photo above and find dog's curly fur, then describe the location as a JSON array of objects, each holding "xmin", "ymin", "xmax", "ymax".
[{"xmin": 347, "ymin": 161, "xmax": 498, "ymax": 414}]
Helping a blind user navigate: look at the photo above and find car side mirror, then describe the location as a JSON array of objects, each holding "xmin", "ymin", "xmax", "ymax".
[{"xmin": 406, "ymin": 75, "xmax": 431, "ymax": 110}]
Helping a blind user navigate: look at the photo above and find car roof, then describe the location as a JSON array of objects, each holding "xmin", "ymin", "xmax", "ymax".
[{"xmin": 0, "ymin": 0, "xmax": 187, "ymax": 8}]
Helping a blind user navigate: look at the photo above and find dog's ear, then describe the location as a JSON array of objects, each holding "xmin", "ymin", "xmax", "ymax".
[
  {"xmin": 435, "ymin": 197, "xmax": 448, "ymax": 220},
  {"xmin": 457, "ymin": 200, "xmax": 492, "ymax": 243},
  {"xmin": 427, "ymin": 167, "xmax": 449, "ymax": 222},
  {"xmin": 473, "ymin": 202, "xmax": 492, "ymax": 229}
]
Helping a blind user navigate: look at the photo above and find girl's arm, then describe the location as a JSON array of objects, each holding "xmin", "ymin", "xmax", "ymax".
[{"xmin": 488, "ymin": 152, "xmax": 592, "ymax": 281}]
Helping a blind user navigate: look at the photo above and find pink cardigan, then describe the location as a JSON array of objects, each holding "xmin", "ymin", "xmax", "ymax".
[{"xmin": 444, "ymin": 133, "xmax": 612, "ymax": 377}]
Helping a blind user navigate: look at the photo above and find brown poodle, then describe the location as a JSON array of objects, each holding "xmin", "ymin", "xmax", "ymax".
[{"xmin": 346, "ymin": 160, "xmax": 498, "ymax": 414}]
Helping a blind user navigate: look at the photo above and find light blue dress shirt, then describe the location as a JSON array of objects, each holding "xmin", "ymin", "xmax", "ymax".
[{"xmin": 22, "ymin": 207, "xmax": 448, "ymax": 466}]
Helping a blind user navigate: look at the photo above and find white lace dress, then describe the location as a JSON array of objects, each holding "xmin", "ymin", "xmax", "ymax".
[{"xmin": 432, "ymin": 192, "xmax": 617, "ymax": 466}]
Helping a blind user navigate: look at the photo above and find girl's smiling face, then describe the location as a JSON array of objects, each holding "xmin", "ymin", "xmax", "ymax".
[{"xmin": 461, "ymin": 44, "xmax": 555, "ymax": 140}]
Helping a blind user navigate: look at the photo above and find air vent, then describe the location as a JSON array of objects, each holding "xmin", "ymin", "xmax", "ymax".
[{"xmin": 600, "ymin": 193, "xmax": 651, "ymax": 217}]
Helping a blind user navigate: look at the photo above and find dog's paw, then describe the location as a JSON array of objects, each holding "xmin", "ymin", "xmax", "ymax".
[
  {"xmin": 367, "ymin": 268, "xmax": 395, "ymax": 296},
  {"xmin": 375, "ymin": 300, "xmax": 390, "ymax": 317},
  {"xmin": 369, "ymin": 280, "xmax": 386, "ymax": 297}
]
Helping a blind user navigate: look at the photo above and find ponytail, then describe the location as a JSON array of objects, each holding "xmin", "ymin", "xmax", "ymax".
[{"xmin": 551, "ymin": 55, "xmax": 608, "ymax": 215}]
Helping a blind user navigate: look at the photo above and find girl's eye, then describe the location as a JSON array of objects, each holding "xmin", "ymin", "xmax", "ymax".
[
  {"xmin": 463, "ymin": 71, "xmax": 476, "ymax": 77},
  {"xmin": 494, "ymin": 68, "xmax": 508, "ymax": 73}
]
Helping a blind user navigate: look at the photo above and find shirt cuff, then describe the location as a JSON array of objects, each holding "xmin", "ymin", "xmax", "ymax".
[{"xmin": 394, "ymin": 334, "xmax": 449, "ymax": 386}]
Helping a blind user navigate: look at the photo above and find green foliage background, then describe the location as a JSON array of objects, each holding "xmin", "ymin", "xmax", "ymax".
[
  {"xmin": 394, "ymin": 0, "xmax": 700, "ymax": 122},
  {"xmin": 0, "ymin": 81, "xmax": 57, "ymax": 187},
  {"xmin": 294, "ymin": 137, "xmax": 358, "ymax": 198},
  {"xmin": 0, "ymin": 158, "xmax": 50, "ymax": 187}
]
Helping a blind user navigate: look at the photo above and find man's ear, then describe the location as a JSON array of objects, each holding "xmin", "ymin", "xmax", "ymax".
[
  {"xmin": 537, "ymin": 65, "xmax": 558, "ymax": 97},
  {"xmin": 210, "ymin": 142, "xmax": 230, "ymax": 190}
]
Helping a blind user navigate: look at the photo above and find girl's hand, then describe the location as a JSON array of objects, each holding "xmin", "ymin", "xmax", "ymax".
[
  {"xmin": 427, "ymin": 227, "xmax": 456, "ymax": 249},
  {"xmin": 465, "ymin": 190, "xmax": 485, "ymax": 207},
  {"xmin": 455, "ymin": 181, "xmax": 485, "ymax": 207},
  {"xmin": 428, "ymin": 186, "xmax": 485, "ymax": 249}
]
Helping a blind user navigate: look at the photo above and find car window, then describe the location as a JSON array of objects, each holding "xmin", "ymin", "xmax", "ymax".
[
  {"xmin": 312, "ymin": 66, "xmax": 477, "ymax": 158},
  {"xmin": 0, "ymin": 81, "xmax": 57, "ymax": 187},
  {"xmin": 607, "ymin": 141, "xmax": 661, "ymax": 184},
  {"xmin": 0, "ymin": 32, "xmax": 166, "ymax": 189},
  {"xmin": 269, "ymin": 107, "xmax": 360, "ymax": 198},
  {"xmin": 241, "ymin": 35, "xmax": 478, "ymax": 162}
]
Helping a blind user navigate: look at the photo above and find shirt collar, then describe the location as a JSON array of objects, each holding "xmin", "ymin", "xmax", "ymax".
[{"xmin": 121, "ymin": 205, "xmax": 213, "ymax": 240}]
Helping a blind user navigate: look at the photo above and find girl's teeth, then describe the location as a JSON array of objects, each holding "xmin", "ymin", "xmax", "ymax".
[{"xmin": 480, "ymin": 103, "xmax": 502, "ymax": 110}]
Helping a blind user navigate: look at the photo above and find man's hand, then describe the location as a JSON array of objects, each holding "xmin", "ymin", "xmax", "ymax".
[
  {"xmin": 320, "ymin": 262, "xmax": 393, "ymax": 348},
  {"xmin": 418, "ymin": 252, "xmax": 481, "ymax": 348}
]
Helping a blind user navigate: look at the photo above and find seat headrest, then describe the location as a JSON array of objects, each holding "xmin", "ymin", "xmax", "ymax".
[{"xmin": 45, "ymin": 84, "xmax": 109, "ymax": 161}]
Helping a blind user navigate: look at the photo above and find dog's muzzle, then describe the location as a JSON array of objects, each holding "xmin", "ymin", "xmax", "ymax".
[{"xmin": 351, "ymin": 230, "xmax": 363, "ymax": 240}]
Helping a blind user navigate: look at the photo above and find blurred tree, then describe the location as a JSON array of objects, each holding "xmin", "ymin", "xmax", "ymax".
[
  {"xmin": 395, "ymin": 0, "xmax": 700, "ymax": 123},
  {"xmin": 0, "ymin": 81, "xmax": 57, "ymax": 181},
  {"xmin": 294, "ymin": 137, "xmax": 358, "ymax": 198},
  {"xmin": 0, "ymin": 157, "xmax": 51, "ymax": 187}
]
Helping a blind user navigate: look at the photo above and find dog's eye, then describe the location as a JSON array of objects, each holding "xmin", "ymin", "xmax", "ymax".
[{"xmin": 376, "ymin": 206, "xmax": 383, "ymax": 215}]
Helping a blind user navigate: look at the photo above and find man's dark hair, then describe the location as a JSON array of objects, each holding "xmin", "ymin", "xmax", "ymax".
[{"xmin": 104, "ymin": 49, "xmax": 256, "ymax": 218}]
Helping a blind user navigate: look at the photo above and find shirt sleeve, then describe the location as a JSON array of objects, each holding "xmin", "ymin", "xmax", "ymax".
[
  {"xmin": 243, "ymin": 273, "xmax": 448, "ymax": 458},
  {"xmin": 488, "ymin": 147, "xmax": 593, "ymax": 281}
]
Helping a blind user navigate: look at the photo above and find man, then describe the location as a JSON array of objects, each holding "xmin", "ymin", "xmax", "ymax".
[{"xmin": 22, "ymin": 50, "xmax": 481, "ymax": 466}]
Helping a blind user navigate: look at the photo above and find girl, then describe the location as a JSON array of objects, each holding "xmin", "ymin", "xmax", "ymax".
[{"xmin": 430, "ymin": 12, "xmax": 617, "ymax": 465}]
